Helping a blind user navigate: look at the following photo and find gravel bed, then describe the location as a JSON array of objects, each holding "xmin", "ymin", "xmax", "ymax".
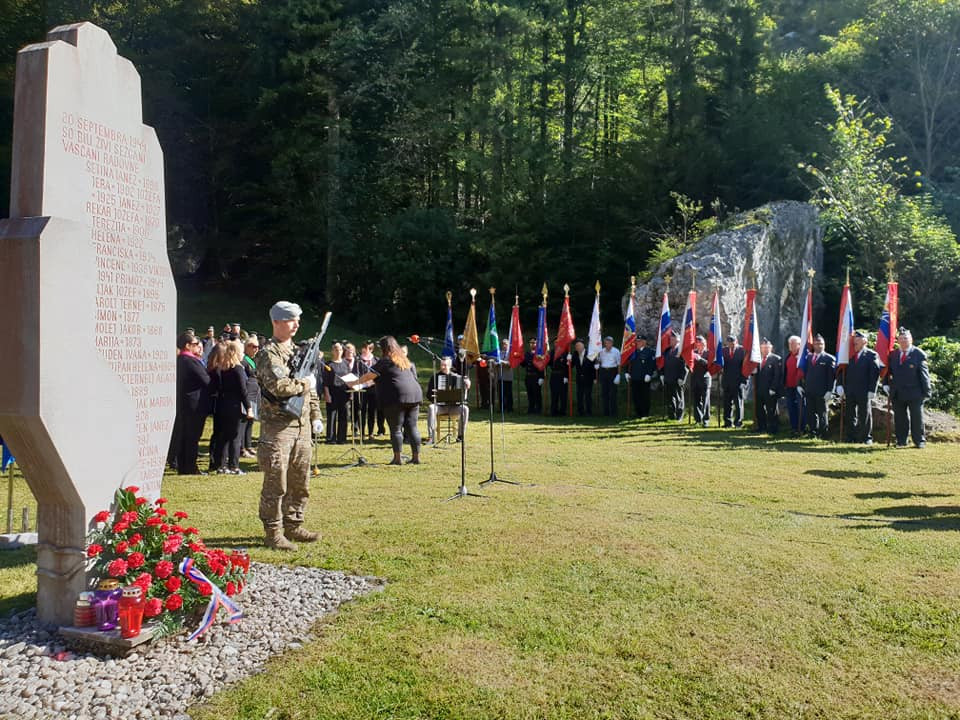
[{"xmin": 0, "ymin": 563, "xmax": 384, "ymax": 719}]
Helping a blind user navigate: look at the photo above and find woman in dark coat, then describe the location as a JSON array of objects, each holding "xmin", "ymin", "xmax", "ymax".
[
  {"xmin": 173, "ymin": 332, "xmax": 211, "ymax": 475},
  {"xmin": 357, "ymin": 336, "xmax": 423, "ymax": 465},
  {"xmin": 208, "ymin": 341, "xmax": 251, "ymax": 474},
  {"xmin": 241, "ymin": 336, "xmax": 262, "ymax": 457}
]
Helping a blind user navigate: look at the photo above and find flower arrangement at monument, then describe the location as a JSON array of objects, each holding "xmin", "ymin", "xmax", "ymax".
[{"xmin": 85, "ymin": 486, "xmax": 250, "ymax": 638}]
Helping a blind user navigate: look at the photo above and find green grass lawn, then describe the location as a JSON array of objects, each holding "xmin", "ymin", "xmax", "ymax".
[{"xmin": 3, "ymin": 412, "xmax": 960, "ymax": 718}]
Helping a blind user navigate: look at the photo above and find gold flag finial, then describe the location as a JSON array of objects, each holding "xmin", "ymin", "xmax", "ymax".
[
  {"xmin": 470, "ymin": 287, "xmax": 477, "ymax": 301},
  {"xmin": 595, "ymin": 280, "xmax": 601, "ymax": 294},
  {"xmin": 845, "ymin": 266, "xmax": 851, "ymax": 285},
  {"xmin": 563, "ymin": 283, "xmax": 570, "ymax": 296},
  {"xmin": 806, "ymin": 267, "xmax": 816, "ymax": 281},
  {"xmin": 886, "ymin": 259, "xmax": 895, "ymax": 282},
  {"xmin": 749, "ymin": 270, "xmax": 757, "ymax": 291},
  {"xmin": 630, "ymin": 275, "xmax": 636, "ymax": 289},
  {"xmin": 489, "ymin": 287, "xmax": 496, "ymax": 297},
  {"xmin": 446, "ymin": 290, "xmax": 452, "ymax": 306},
  {"xmin": 541, "ymin": 283, "xmax": 548, "ymax": 304},
  {"xmin": 691, "ymin": 269, "xmax": 697, "ymax": 290},
  {"xmin": 664, "ymin": 274, "xmax": 672, "ymax": 292}
]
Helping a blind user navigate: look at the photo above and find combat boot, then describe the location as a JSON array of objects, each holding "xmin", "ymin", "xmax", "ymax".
[
  {"xmin": 264, "ymin": 525, "xmax": 297, "ymax": 551},
  {"xmin": 284, "ymin": 525, "xmax": 321, "ymax": 543}
]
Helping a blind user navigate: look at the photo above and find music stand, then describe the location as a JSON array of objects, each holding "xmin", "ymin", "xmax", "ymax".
[
  {"xmin": 433, "ymin": 378, "xmax": 462, "ymax": 448},
  {"xmin": 338, "ymin": 387, "xmax": 375, "ymax": 468},
  {"xmin": 446, "ymin": 383, "xmax": 484, "ymax": 501}
]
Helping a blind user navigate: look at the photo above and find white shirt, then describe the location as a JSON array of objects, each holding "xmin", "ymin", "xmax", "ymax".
[{"xmin": 598, "ymin": 347, "xmax": 621, "ymax": 368}]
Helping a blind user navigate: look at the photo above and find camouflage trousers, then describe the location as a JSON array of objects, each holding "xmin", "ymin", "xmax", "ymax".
[{"xmin": 258, "ymin": 420, "xmax": 312, "ymax": 529}]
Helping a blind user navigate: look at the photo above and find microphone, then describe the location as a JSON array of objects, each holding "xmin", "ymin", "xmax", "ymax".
[{"xmin": 408, "ymin": 334, "xmax": 421, "ymax": 344}]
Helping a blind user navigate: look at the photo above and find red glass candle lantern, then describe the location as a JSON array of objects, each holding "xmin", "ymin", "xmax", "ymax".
[{"xmin": 117, "ymin": 586, "xmax": 145, "ymax": 639}]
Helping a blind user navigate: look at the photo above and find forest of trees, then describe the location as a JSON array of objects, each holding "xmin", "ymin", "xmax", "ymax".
[{"xmin": 1, "ymin": 0, "xmax": 959, "ymax": 334}]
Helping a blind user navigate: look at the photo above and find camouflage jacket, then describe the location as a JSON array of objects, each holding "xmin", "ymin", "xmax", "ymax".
[{"xmin": 255, "ymin": 338, "xmax": 320, "ymax": 426}]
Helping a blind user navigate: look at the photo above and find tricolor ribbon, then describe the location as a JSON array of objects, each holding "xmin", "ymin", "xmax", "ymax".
[{"xmin": 178, "ymin": 557, "xmax": 243, "ymax": 641}]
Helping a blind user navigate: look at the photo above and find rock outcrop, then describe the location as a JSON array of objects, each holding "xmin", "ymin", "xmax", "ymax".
[{"xmin": 627, "ymin": 201, "xmax": 823, "ymax": 350}]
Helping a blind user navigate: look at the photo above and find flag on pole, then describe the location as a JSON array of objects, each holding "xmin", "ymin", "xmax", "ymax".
[
  {"xmin": 836, "ymin": 281, "xmax": 855, "ymax": 368},
  {"xmin": 533, "ymin": 302, "xmax": 550, "ymax": 372},
  {"xmin": 741, "ymin": 289, "xmax": 761, "ymax": 377},
  {"xmin": 482, "ymin": 291, "xmax": 500, "ymax": 360},
  {"xmin": 462, "ymin": 290, "xmax": 481, "ymax": 363},
  {"xmin": 654, "ymin": 290, "xmax": 672, "ymax": 369},
  {"xmin": 707, "ymin": 291, "xmax": 724, "ymax": 375},
  {"xmin": 554, "ymin": 291, "xmax": 576, "ymax": 360},
  {"xmin": 620, "ymin": 289, "xmax": 637, "ymax": 366},
  {"xmin": 442, "ymin": 298, "xmax": 456, "ymax": 358},
  {"xmin": 677, "ymin": 290, "xmax": 697, "ymax": 370},
  {"xmin": 876, "ymin": 280, "xmax": 898, "ymax": 376},
  {"xmin": 508, "ymin": 299, "xmax": 524, "ymax": 369},
  {"xmin": 587, "ymin": 286, "xmax": 602, "ymax": 361},
  {"xmin": 797, "ymin": 282, "xmax": 814, "ymax": 373}
]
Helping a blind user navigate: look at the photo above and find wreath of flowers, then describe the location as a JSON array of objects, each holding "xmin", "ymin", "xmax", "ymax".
[{"xmin": 86, "ymin": 486, "xmax": 251, "ymax": 637}]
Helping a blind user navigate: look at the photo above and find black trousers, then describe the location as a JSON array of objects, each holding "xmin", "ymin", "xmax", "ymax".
[
  {"xmin": 242, "ymin": 417, "xmax": 255, "ymax": 450},
  {"xmin": 327, "ymin": 389, "xmax": 349, "ymax": 443},
  {"xmin": 525, "ymin": 376, "xmax": 542, "ymax": 414},
  {"xmin": 578, "ymin": 379, "xmax": 594, "ymax": 416},
  {"xmin": 845, "ymin": 394, "xmax": 872, "ymax": 443},
  {"xmin": 756, "ymin": 392, "xmax": 779, "ymax": 434},
  {"xmin": 598, "ymin": 368, "xmax": 618, "ymax": 416},
  {"xmin": 383, "ymin": 402, "xmax": 421, "ymax": 454},
  {"xmin": 664, "ymin": 380, "xmax": 684, "ymax": 421},
  {"xmin": 497, "ymin": 380, "xmax": 513, "ymax": 412},
  {"xmin": 176, "ymin": 410, "xmax": 207, "ymax": 475},
  {"xmin": 808, "ymin": 394, "xmax": 829, "ymax": 438},
  {"xmin": 214, "ymin": 411, "xmax": 243, "ymax": 470},
  {"xmin": 550, "ymin": 375, "xmax": 567, "ymax": 416},
  {"xmin": 723, "ymin": 384, "xmax": 745, "ymax": 427},
  {"xmin": 692, "ymin": 378, "xmax": 710, "ymax": 424},
  {"xmin": 362, "ymin": 389, "xmax": 385, "ymax": 436},
  {"xmin": 632, "ymin": 380, "xmax": 649, "ymax": 418},
  {"xmin": 893, "ymin": 397, "xmax": 925, "ymax": 446}
]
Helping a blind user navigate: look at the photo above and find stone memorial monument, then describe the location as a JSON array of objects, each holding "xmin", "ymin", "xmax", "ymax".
[{"xmin": 0, "ymin": 23, "xmax": 176, "ymax": 624}]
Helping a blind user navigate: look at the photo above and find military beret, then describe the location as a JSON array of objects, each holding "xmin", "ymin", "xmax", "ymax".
[{"xmin": 269, "ymin": 301, "xmax": 302, "ymax": 321}]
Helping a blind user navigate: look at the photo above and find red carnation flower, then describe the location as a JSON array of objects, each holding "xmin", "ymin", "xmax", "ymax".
[
  {"xmin": 154, "ymin": 560, "xmax": 174, "ymax": 579},
  {"xmin": 188, "ymin": 542, "xmax": 205, "ymax": 553},
  {"xmin": 135, "ymin": 497, "xmax": 147, "ymax": 506},
  {"xmin": 115, "ymin": 541, "xmax": 129, "ymax": 554},
  {"xmin": 198, "ymin": 583, "xmax": 213, "ymax": 597},
  {"xmin": 127, "ymin": 552, "xmax": 145, "ymax": 569},
  {"xmin": 86, "ymin": 544, "xmax": 103, "ymax": 558},
  {"xmin": 164, "ymin": 594, "xmax": 183, "ymax": 611},
  {"xmin": 93, "ymin": 511, "xmax": 110, "ymax": 524},
  {"xmin": 107, "ymin": 558, "xmax": 128, "ymax": 577},
  {"xmin": 185, "ymin": 527, "xmax": 199, "ymax": 536},
  {"xmin": 124, "ymin": 485, "xmax": 139, "ymax": 493},
  {"xmin": 143, "ymin": 598, "xmax": 163, "ymax": 618},
  {"xmin": 129, "ymin": 533, "xmax": 143, "ymax": 545},
  {"xmin": 165, "ymin": 576, "xmax": 181, "ymax": 592},
  {"xmin": 155, "ymin": 497, "xmax": 168, "ymax": 506},
  {"xmin": 225, "ymin": 581, "xmax": 236, "ymax": 597},
  {"xmin": 154, "ymin": 508, "xmax": 168, "ymax": 517},
  {"xmin": 160, "ymin": 523, "xmax": 170, "ymax": 533},
  {"xmin": 173, "ymin": 511, "xmax": 189, "ymax": 520},
  {"xmin": 162, "ymin": 535, "xmax": 183, "ymax": 555},
  {"xmin": 171, "ymin": 525, "xmax": 184, "ymax": 534},
  {"xmin": 121, "ymin": 511, "xmax": 139, "ymax": 524},
  {"xmin": 133, "ymin": 572, "xmax": 152, "ymax": 590},
  {"xmin": 145, "ymin": 517, "xmax": 163, "ymax": 527},
  {"xmin": 112, "ymin": 521, "xmax": 130, "ymax": 534}
]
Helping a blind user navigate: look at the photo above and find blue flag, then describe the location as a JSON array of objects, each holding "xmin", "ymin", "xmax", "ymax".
[{"xmin": 443, "ymin": 305, "xmax": 456, "ymax": 358}]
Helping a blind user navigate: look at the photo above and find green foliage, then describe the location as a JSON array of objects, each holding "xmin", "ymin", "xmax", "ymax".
[
  {"xmin": 920, "ymin": 336, "xmax": 960, "ymax": 416},
  {"xmin": 801, "ymin": 86, "xmax": 960, "ymax": 335}
]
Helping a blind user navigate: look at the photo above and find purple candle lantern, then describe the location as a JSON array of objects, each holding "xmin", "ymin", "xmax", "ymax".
[{"xmin": 93, "ymin": 579, "xmax": 122, "ymax": 631}]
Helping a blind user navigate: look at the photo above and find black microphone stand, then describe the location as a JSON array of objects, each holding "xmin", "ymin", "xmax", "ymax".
[
  {"xmin": 446, "ymin": 380, "xmax": 484, "ymax": 501},
  {"xmin": 410, "ymin": 338, "xmax": 452, "ymax": 448},
  {"xmin": 480, "ymin": 357, "xmax": 521, "ymax": 488}
]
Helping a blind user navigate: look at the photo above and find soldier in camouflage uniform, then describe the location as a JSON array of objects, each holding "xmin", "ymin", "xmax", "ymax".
[{"xmin": 255, "ymin": 301, "xmax": 324, "ymax": 551}]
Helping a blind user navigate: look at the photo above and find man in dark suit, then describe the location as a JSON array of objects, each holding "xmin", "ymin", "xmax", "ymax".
[
  {"xmin": 885, "ymin": 328, "xmax": 931, "ymax": 448},
  {"xmin": 628, "ymin": 335, "xmax": 656, "ymax": 418},
  {"xmin": 549, "ymin": 352, "xmax": 569, "ymax": 416},
  {"xmin": 521, "ymin": 338, "xmax": 544, "ymax": 415},
  {"xmin": 838, "ymin": 330, "xmax": 881, "ymax": 444},
  {"xmin": 803, "ymin": 334, "xmax": 836, "ymax": 439},
  {"xmin": 570, "ymin": 339, "xmax": 595, "ymax": 416},
  {"xmin": 690, "ymin": 335, "xmax": 711, "ymax": 427},
  {"xmin": 661, "ymin": 331, "xmax": 688, "ymax": 421},
  {"xmin": 173, "ymin": 331, "xmax": 211, "ymax": 475},
  {"xmin": 754, "ymin": 338, "xmax": 783, "ymax": 434},
  {"xmin": 721, "ymin": 335, "xmax": 747, "ymax": 427}
]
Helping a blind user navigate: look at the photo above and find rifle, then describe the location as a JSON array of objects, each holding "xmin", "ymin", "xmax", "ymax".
[{"xmin": 280, "ymin": 312, "xmax": 333, "ymax": 419}]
